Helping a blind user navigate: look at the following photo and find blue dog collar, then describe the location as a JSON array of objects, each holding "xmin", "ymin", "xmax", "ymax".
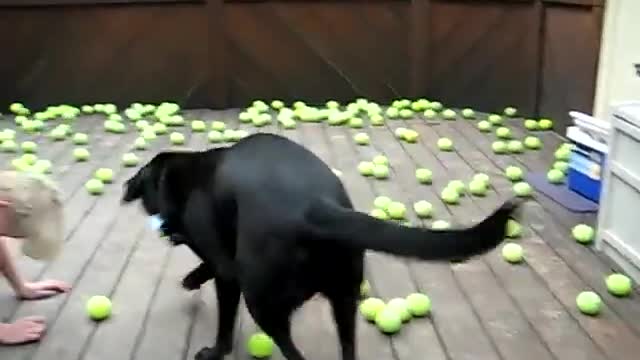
[{"xmin": 149, "ymin": 214, "xmax": 164, "ymax": 231}]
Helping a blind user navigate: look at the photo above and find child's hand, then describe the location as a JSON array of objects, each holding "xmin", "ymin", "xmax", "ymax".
[{"xmin": 18, "ymin": 280, "xmax": 71, "ymax": 300}]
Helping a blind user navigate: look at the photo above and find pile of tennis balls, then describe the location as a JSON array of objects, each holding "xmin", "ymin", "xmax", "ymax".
[
  {"xmin": 358, "ymin": 154, "xmax": 391, "ymax": 180},
  {"xmin": 359, "ymin": 291, "xmax": 432, "ymax": 335}
]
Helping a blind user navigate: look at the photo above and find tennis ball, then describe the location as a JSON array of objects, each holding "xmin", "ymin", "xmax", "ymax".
[
  {"xmin": 538, "ymin": 118, "xmax": 553, "ymax": 130},
  {"xmin": 238, "ymin": 112, "xmax": 252, "ymax": 123},
  {"xmin": 468, "ymin": 179, "xmax": 488, "ymax": 196},
  {"xmin": 50, "ymin": 128, "xmax": 67, "ymax": 141},
  {"xmin": 506, "ymin": 219, "xmax": 523, "ymax": 238},
  {"xmin": 553, "ymin": 161, "xmax": 569, "ymax": 173},
  {"xmin": 576, "ymin": 291, "xmax": 601, "ymax": 316},
  {"xmin": 513, "ymin": 182, "xmax": 532, "ymax": 197},
  {"xmin": 108, "ymin": 114, "xmax": 122, "ymax": 122},
  {"xmin": 347, "ymin": 117, "xmax": 363, "ymax": 129},
  {"xmin": 406, "ymin": 293, "xmax": 431, "ymax": 317},
  {"xmin": 85, "ymin": 179, "xmax": 105, "ymax": 195},
  {"xmin": 488, "ymin": 114, "xmax": 503, "ymax": 125},
  {"xmin": 374, "ymin": 196, "xmax": 392, "ymax": 211},
  {"xmin": 375, "ymin": 307, "xmax": 403, "ymax": 334},
  {"xmin": 122, "ymin": 153, "xmax": 140, "ymax": 167},
  {"xmin": 502, "ymin": 243, "xmax": 524, "ymax": 263},
  {"xmin": 360, "ymin": 297, "xmax": 386, "ymax": 321},
  {"xmin": 72, "ymin": 133, "xmax": 89, "ymax": 145},
  {"xmin": 415, "ymin": 168, "xmax": 433, "ymax": 184},
  {"xmin": 441, "ymin": 187, "xmax": 460, "ymax": 204},
  {"xmin": 211, "ymin": 121, "xmax": 226, "ymax": 132},
  {"xmin": 20, "ymin": 154, "xmax": 37, "ymax": 166},
  {"xmin": 87, "ymin": 296, "xmax": 112, "ymax": 321},
  {"xmin": 402, "ymin": 129, "xmax": 419, "ymax": 143},
  {"xmin": 134, "ymin": 137, "xmax": 148, "ymax": 150},
  {"xmin": 11, "ymin": 158, "xmax": 31, "ymax": 172},
  {"xmin": 222, "ymin": 129, "xmax": 236, "ymax": 142},
  {"xmin": 398, "ymin": 109, "xmax": 414, "ymax": 119},
  {"xmin": 495, "ymin": 127, "xmax": 511, "ymax": 139},
  {"xmin": 373, "ymin": 164, "xmax": 390, "ymax": 179},
  {"xmin": 429, "ymin": 101, "xmax": 443, "ymax": 111},
  {"xmin": 354, "ymin": 132, "xmax": 370, "ymax": 145},
  {"xmin": 73, "ymin": 148, "xmax": 90, "ymax": 162},
  {"xmin": 504, "ymin": 107, "xmax": 517, "ymax": 117},
  {"xmin": 477, "ymin": 120, "xmax": 492, "ymax": 132},
  {"xmin": 394, "ymin": 127, "xmax": 408, "ymax": 139},
  {"xmin": 442, "ymin": 109, "xmax": 456, "ymax": 120},
  {"xmin": 191, "ymin": 120, "xmax": 207, "ymax": 132},
  {"xmin": 437, "ymin": 138, "xmax": 453, "ymax": 151},
  {"xmin": 387, "ymin": 202, "xmax": 406, "ymax": 220},
  {"xmin": 448, "ymin": 180, "xmax": 466, "ymax": 195},
  {"xmin": 2, "ymin": 140, "xmax": 19, "ymax": 153},
  {"xmin": 505, "ymin": 166, "xmax": 524, "ymax": 181},
  {"xmin": 358, "ymin": 161, "xmax": 375, "ymax": 176},
  {"xmin": 370, "ymin": 114, "xmax": 384, "ymax": 126},
  {"xmin": 95, "ymin": 168, "xmax": 114, "ymax": 183},
  {"xmin": 326, "ymin": 100, "xmax": 340, "ymax": 109},
  {"xmin": 554, "ymin": 148, "xmax": 571, "ymax": 161},
  {"xmin": 572, "ymin": 224, "xmax": 594, "ymax": 244},
  {"xmin": 507, "ymin": 140, "xmax": 524, "ymax": 153},
  {"xmin": 413, "ymin": 200, "xmax": 433, "ymax": 218},
  {"xmin": 20, "ymin": 141, "xmax": 37, "ymax": 154},
  {"xmin": 207, "ymin": 130, "xmax": 223, "ymax": 143},
  {"xmin": 606, "ymin": 274, "xmax": 633, "ymax": 297},
  {"xmin": 153, "ymin": 123, "xmax": 168, "ymax": 135},
  {"xmin": 233, "ymin": 129, "xmax": 249, "ymax": 141},
  {"xmin": 423, "ymin": 109, "xmax": 437, "ymax": 119},
  {"xmin": 142, "ymin": 130, "xmax": 157, "ymax": 141},
  {"xmin": 370, "ymin": 208, "xmax": 389, "ymax": 220},
  {"xmin": 473, "ymin": 173, "xmax": 490, "ymax": 186},
  {"xmin": 547, "ymin": 169, "xmax": 565, "ymax": 184},
  {"xmin": 169, "ymin": 132, "xmax": 185, "ymax": 145},
  {"xmin": 431, "ymin": 220, "xmax": 450, "ymax": 230},
  {"xmin": 360, "ymin": 280, "xmax": 370, "ymax": 297},
  {"xmin": 270, "ymin": 100, "xmax": 285, "ymax": 110},
  {"xmin": 492, "ymin": 141, "xmax": 507, "ymax": 154},
  {"xmin": 372, "ymin": 155, "xmax": 389, "ymax": 166},
  {"xmin": 387, "ymin": 298, "xmax": 412, "ymax": 322},
  {"xmin": 523, "ymin": 119, "xmax": 538, "ymax": 130},
  {"xmin": 247, "ymin": 333, "xmax": 274, "ymax": 358},
  {"xmin": 524, "ymin": 136, "xmax": 542, "ymax": 149},
  {"xmin": 461, "ymin": 108, "xmax": 475, "ymax": 119},
  {"xmin": 31, "ymin": 160, "xmax": 51, "ymax": 174}
]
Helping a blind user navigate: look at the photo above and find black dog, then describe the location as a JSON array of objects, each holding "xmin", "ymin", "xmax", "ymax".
[{"xmin": 122, "ymin": 133, "xmax": 522, "ymax": 360}]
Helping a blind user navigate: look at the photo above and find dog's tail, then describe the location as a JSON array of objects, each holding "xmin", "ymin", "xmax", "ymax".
[{"xmin": 304, "ymin": 197, "xmax": 522, "ymax": 261}]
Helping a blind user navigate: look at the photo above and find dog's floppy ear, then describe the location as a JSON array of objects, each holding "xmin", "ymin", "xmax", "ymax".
[{"xmin": 121, "ymin": 152, "xmax": 173, "ymax": 204}]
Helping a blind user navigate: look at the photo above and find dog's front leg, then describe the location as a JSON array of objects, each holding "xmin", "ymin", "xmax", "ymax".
[{"xmin": 183, "ymin": 193, "xmax": 236, "ymax": 282}]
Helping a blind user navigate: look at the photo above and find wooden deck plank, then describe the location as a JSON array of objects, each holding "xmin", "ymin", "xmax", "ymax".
[
  {"xmin": 0, "ymin": 123, "xmax": 166, "ymax": 360},
  {"xmin": 0, "ymin": 116, "xmax": 120, "ymax": 321},
  {"xmin": 422, "ymin": 118, "xmax": 640, "ymax": 360},
  {"xmin": 329, "ymin": 123, "xmax": 452, "ymax": 360},
  {"xmin": 451, "ymin": 116, "xmax": 640, "ymax": 337},
  {"xmin": 354, "ymin": 121, "xmax": 504, "ymax": 360},
  {"xmin": 382, "ymin": 118, "xmax": 556, "ymax": 360},
  {"xmin": 410, "ymin": 118, "xmax": 610, "ymax": 360}
]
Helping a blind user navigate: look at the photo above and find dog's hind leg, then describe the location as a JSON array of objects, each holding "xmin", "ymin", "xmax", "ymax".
[
  {"xmin": 245, "ymin": 298, "xmax": 306, "ymax": 360},
  {"xmin": 194, "ymin": 278, "xmax": 241, "ymax": 360},
  {"xmin": 327, "ymin": 294, "xmax": 358, "ymax": 360}
]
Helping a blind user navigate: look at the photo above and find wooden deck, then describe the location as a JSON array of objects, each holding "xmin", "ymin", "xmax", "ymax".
[{"xmin": 1, "ymin": 108, "xmax": 640, "ymax": 360}]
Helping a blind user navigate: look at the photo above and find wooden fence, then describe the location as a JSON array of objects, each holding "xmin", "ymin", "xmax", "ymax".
[{"xmin": 0, "ymin": 0, "xmax": 604, "ymax": 131}]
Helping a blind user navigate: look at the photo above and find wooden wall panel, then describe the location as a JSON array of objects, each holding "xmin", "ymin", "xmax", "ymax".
[
  {"xmin": 427, "ymin": 0, "xmax": 540, "ymax": 114},
  {"xmin": 224, "ymin": 1, "xmax": 409, "ymax": 107},
  {"xmin": 539, "ymin": 3, "xmax": 603, "ymax": 131},
  {"xmin": 0, "ymin": 4, "xmax": 211, "ymax": 109}
]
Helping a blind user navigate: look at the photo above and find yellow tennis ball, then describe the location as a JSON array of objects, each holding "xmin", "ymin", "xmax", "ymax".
[{"xmin": 86, "ymin": 295, "xmax": 112, "ymax": 321}]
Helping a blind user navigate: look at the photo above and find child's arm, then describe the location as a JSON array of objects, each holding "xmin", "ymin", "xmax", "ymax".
[{"xmin": 0, "ymin": 236, "xmax": 27, "ymax": 296}]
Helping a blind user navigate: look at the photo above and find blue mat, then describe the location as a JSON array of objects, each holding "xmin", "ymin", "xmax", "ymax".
[{"xmin": 525, "ymin": 172, "xmax": 599, "ymax": 213}]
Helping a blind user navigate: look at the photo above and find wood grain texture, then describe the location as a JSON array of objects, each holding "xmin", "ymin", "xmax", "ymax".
[
  {"xmin": 0, "ymin": 0, "xmax": 605, "ymax": 131},
  {"xmin": 538, "ymin": 3, "xmax": 603, "ymax": 131},
  {"xmin": 0, "ymin": 0, "xmax": 198, "ymax": 6}
]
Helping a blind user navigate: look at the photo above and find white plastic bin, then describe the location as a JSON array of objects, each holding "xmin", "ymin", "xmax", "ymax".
[{"xmin": 596, "ymin": 101, "xmax": 640, "ymax": 282}]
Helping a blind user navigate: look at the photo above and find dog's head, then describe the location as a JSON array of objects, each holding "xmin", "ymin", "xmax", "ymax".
[{"xmin": 122, "ymin": 150, "xmax": 195, "ymax": 215}]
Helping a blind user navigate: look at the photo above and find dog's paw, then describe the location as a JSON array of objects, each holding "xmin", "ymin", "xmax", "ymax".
[
  {"xmin": 182, "ymin": 272, "xmax": 204, "ymax": 291},
  {"xmin": 195, "ymin": 347, "xmax": 223, "ymax": 360}
]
